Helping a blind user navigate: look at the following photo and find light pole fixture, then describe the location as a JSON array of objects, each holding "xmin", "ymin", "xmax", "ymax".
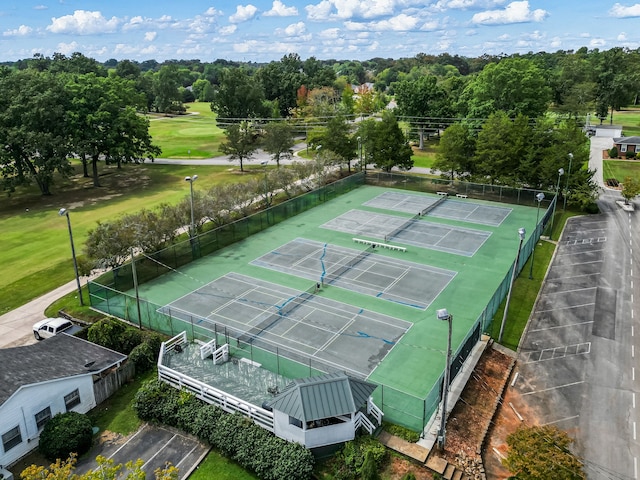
[
  {"xmin": 528, "ymin": 193, "xmax": 545, "ymax": 279},
  {"xmin": 58, "ymin": 208, "xmax": 84, "ymax": 306},
  {"xmin": 436, "ymin": 308, "xmax": 453, "ymax": 451},
  {"xmin": 499, "ymin": 227, "xmax": 526, "ymax": 343},
  {"xmin": 357, "ymin": 136, "xmax": 363, "ymax": 173},
  {"xmin": 184, "ymin": 175, "xmax": 198, "ymax": 238},
  {"xmin": 549, "ymin": 168, "xmax": 564, "ymax": 240},
  {"xmin": 563, "ymin": 153, "xmax": 573, "ymax": 211}
]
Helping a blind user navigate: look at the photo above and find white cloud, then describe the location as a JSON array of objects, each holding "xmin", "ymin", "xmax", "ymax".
[
  {"xmin": 229, "ymin": 5, "xmax": 258, "ymax": 23},
  {"xmin": 433, "ymin": 0, "xmax": 507, "ymax": 10},
  {"xmin": 204, "ymin": 7, "xmax": 220, "ymax": 16},
  {"xmin": 56, "ymin": 40, "xmax": 79, "ymax": 55},
  {"xmin": 3, "ymin": 25, "xmax": 33, "ymax": 37},
  {"xmin": 345, "ymin": 14, "xmax": 420, "ymax": 31},
  {"xmin": 618, "ymin": 32, "xmax": 628, "ymax": 41},
  {"xmin": 421, "ymin": 20, "xmax": 441, "ymax": 30},
  {"xmin": 305, "ymin": 0, "xmax": 397, "ymax": 20},
  {"xmin": 144, "ymin": 31, "xmax": 157, "ymax": 41},
  {"xmin": 368, "ymin": 40, "xmax": 380, "ymax": 51},
  {"xmin": 590, "ymin": 38, "xmax": 606, "ymax": 47},
  {"xmin": 233, "ymin": 39, "xmax": 296, "ymax": 55},
  {"xmin": 609, "ymin": 3, "xmax": 640, "ymax": 17},
  {"xmin": 47, "ymin": 10, "xmax": 120, "ymax": 34},
  {"xmin": 280, "ymin": 21, "xmax": 306, "ymax": 36},
  {"xmin": 550, "ymin": 36, "xmax": 561, "ymax": 48},
  {"xmin": 319, "ymin": 27, "xmax": 340, "ymax": 38},
  {"xmin": 306, "ymin": 0, "xmax": 333, "ymax": 21},
  {"xmin": 34, "ymin": 5, "xmax": 47, "ymax": 10},
  {"xmin": 471, "ymin": 1, "xmax": 547, "ymax": 25},
  {"xmin": 264, "ymin": 0, "xmax": 298, "ymax": 16},
  {"xmin": 219, "ymin": 25, "xmax": 238, "ymax": 35}
]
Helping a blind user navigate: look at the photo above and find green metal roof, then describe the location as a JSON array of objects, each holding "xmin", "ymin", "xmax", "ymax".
[{"xmin": 265, "ymin": 372, "xmax": 377, "ymax": 423}]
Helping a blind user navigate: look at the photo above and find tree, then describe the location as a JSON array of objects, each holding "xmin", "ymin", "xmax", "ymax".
[
  {"xmin": 39, "ymin": 412, "xmax": 93, "ymax": 461},
  {"xmin": 504, "ymin": 425, "xmax": 585, "ymax": 480},
  {"xmin": 153, "ymin": 64, "xmax": 184, "ymax": 114},
  {"xmin": 220, "ymin": 121, "xmax": 259, "ymax": 172},
  {"xmin": 66, "ymin": 74, "xmax": 161, "ymax": 187},
  {"xmin": 258, "ymin": 53, "xmax": 305, "ymax": 117},
  {"xmin": 307, "ymin": 116, "xmax": 356, "ymax": 172},
  {"xmin": 434, "ymin": 123, "xmax": 475, "ymax": 179},
  {"xmin": 368, "ymin": 111, "xmax": 413, "ymax": 172},
  {"xmin": 262, "ymin": 121, "xmax": 295, "ymax": 167},
  {"xmin": 0, "ymin": 68, "xmax": 73, "ymax": 195},
  {"xmin": 394, "ymin": 75, "xmax": 450, "ymax": 149},
  {"xmin": 622, "ymin": 176, "xmax": 640, "ymax": 204},
  {"xmin": 210, "ymin": 67, "xmax": 268, "ymax": 120},
  {"xmin": 461, "ymin": 57, "xmax": 551, "ymax": 119}
]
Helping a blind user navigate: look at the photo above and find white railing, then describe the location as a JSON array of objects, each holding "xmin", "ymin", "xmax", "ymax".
[
  {"xmin": 212, "ymin": 344, "xmax": 229, "ymax": 365},
  {"xmin": 157, "ymin": 331, "xmax": 187, "ymax": 369},
  {"xmin": 367, "ymin": 396, "xmax": 384, "ymax": 425},
  {"xmin": 157, "ymin": 351, "xmax": 274, "ymax": 432},
  {"xmin": 354, "ymin": 411, "xmax": 375, "ymax": 434},
  {"xmin": 199, "ymin": 338, "xmax": 217, "ymax": 359}
]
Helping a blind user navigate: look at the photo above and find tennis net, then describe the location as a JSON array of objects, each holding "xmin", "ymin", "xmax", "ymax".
[
  {"xmin": 321, "ymin": 245, "xmax": 373, "ymax": 287},
  {"xmin": 384, "ymin": 212, "xmax": 421, "ymax": 242},
  {"xmin": 420, "ymin": 195, "xmax": 448, "ymax": 216},
  {"xmin": 239, "ymin": 284, "xmax": 318, "ymax": 344}
]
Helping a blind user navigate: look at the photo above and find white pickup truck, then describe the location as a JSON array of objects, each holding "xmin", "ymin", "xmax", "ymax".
[{"xmin": 33, "ymin": 317, "xmax": 83, "ymax": 340}]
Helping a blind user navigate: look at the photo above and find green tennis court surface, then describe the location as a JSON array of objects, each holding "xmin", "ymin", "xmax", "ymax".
[
  {"xmin": 113, "ymin": 184, "xmax": 541, "ymax": 430},
  {"xmin": 160, "ymin": 272, "xmax": 411, "ymax": 378},
  {"xmin": 251, "ymin": 237, "xmax": 456, "ymax": 308},
  {"xmin": 322, "ymin": 209, "xmax": 491, "ymax": 256}
]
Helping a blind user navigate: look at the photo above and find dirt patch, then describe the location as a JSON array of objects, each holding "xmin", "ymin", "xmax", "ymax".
[
  {"xmin": 441, "ymin": 345, "xmax": 514, "ymax": 476},
  {"xmin": 383, "ymin": 454, "xmax": 435, "ymax": 479}
]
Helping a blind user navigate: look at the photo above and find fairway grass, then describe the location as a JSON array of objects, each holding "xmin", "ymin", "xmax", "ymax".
[
  {"xmin": 148, "ymin": 102, "xmax": 225, "ymax": 159},
  {"xmin": 0, "ymin": 163, "xmax": 266, "ymax": 314}
]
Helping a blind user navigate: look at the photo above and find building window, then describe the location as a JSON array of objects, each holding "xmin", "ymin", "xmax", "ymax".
[
  {"xmin": 64, "ymin": 389, "xmax": 81, "ymax": 411},
  {"xmin": 621, "ymin": 144, "xmax": 627, "ymax": 153},
  {"xmin": 289, "ymin": 416, "xmax": 303, "ymax": 428},
  {"xmin": 2, "ymin": 426, "xmax": 22, "ymax": 453},
  {"xmin": 35, "ymin": 406, "xmax": 52, "ymax": 431}
]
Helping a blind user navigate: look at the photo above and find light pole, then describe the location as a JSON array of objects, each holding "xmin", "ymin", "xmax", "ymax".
[
  {"xmin": 436, "ymin": 308, "xmax": 453, "ymax": 450},
  {"xmin": 528, "ymin": 193, "xmax": 545, "ymax": 279},
  {"xmin": 499, "ymin": 227, "xmax": 526, "ymax": 343},
  {"xmin": 549, "ymin": 168, "xmax": 564, "ymax": 240},
  {"xmin": 563, "ymin": 153, "xmax": 573, "ymax": 211},
  {"xmin": 357, "ymin": 136, "xmax": 363, "ymax": 172},
  {"xmin": 184, "ymin": 175, "xmax": 198, "ymax": 238},
  {"xmin": 58, "ymin": 208, "xmax": 84, "ymax": 306},
  {"xmin": 261, "ymin": 160, "xmax": 269, "ymax": 207}
]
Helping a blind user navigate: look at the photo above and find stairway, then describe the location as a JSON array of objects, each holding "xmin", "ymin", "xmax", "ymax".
[{"xmin": 425, "ymin": 455, "xmax": 471, "ymax": 480}]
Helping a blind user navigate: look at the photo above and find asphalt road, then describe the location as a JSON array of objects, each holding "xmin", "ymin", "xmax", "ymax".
[{"xmin": 513, "ymin": 135, "xmax": 640, "ymax": 480}]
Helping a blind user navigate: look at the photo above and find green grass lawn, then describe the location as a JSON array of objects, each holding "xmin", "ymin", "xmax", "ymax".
[
  {"xmin": 148, "ymin": 102, "xmax": 226, "ymax": 159},
  {"xmin": 411, "ymin": 143, "xmax": 438, "ymax": 169},
  {"xmin": 0, "ymin": 163, "xmax": 267, "ymax": 314},
  {"xmin": 611, "ymin": 108, "xmax": 640, "ymax": 136},
  {"xmin": 189, "ymin": 451, "xmax": 258, "ymax": 480},
  {"xmin": 602, "ymin": 159, "xmax": 640, "ymax": 183}
]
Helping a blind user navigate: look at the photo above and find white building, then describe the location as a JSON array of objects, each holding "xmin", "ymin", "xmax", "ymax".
[{"xmin": 0, "ymin": 334, "xmax": 127, "ymax": 469}]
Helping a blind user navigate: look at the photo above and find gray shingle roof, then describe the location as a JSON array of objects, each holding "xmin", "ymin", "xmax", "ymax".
[
  {"xmin": 614, "ymin": 136, "xmax": 640, "ymax": 145},
  {"xmin": 0, "ymin": 334, "xmax": 127, "ymax": 404},
  {"xmin": 265, "ymin": 372, "xmax": 377, "ymax": 422}
]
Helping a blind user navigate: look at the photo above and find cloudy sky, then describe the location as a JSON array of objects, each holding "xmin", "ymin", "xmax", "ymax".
[{"xmin": 0, "ymin": 1, "xmax": 638, "ymax": 62}]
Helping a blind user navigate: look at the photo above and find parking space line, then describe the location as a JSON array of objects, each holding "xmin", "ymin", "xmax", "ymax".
[
  {"xmin": 551, "ymin": 260, "xmax": 603, "ymax": 267},
  {"xmin": 555, "ymin": 248, "xmax": 606, "ymax": 256},
  {"xmin": 535, "ymin": 302, "xmax": 595, "ymax": 313},
  {"xmin": 540, "ymin": 287, "xmax": 596, "ymax": 296},
  {"xmin": 142, "ymin": 434, "xmax": 177, "ymax": 469},
  {"xmin": 633, "ymin": 392, "xmax": 636, "ymax": 409},
  {"xmin": 108, "ymin": 424, "xmax": 147, "ymax": 460},
  {"xmin": 545, "ymin": 272, "xmax": 600, "ymax": 282},
  {"xmin": 634, "ymin": 456, "xmax": 637, "ymax": 479},
  {"xmin": 529, "ymin": 320, "xmax": 593, "ymax": 332},
  {"xmin": 634, "ymin": 422, "xmax": 637, "ymax": 441},
  {"xmin": 541, "ymin": 415, "xmax": 580, "ymax": 426},
  {"xmin": 522, "ymin": 380, "xmax": 584, "ymax": 395},
  {"xmin": 174, "ymin": 444, "xmax": 199, "ymax": 470}
]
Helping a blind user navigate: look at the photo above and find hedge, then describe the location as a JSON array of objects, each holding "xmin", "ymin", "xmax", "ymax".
[
  {"xmin": 39, "ymin": 412, "xmax": 93, "ymax": 461},
  {"xmin": 133, "ymin": 379, "xmax": 314, "ymax": 480}
]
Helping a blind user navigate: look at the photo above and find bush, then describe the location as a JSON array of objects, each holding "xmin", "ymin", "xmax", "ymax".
[
  {"xmin": 39, "ymin": 412, "xmax": 93, "ymax": 461},
  {"xmin": 87, "ymin": 318, "xmax": 127, "ymax": 351},
  {"xmin": 627, "ymin": 150, "xmax": 636, "ymax": 159},
  {"xmin": 383, "ymin": 422, "xmax": 420, "ymax": 443},
  {"xmin": 333, "ymin": 436, "xmax": 387, "ymax": 479},
  {"xmin": 609, "ymin": 146, "xmax": 618, "ymax": 158},
  {"xmin": 129, "ymin": 341, "xmax": 155, "ymax": 372},
  {"xmin": 132, "ymin": 378, "xmax": 315, "ymax": 479}
]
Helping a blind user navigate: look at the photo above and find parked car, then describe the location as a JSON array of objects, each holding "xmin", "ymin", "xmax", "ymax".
[{"xmin": 32, "ymin": 317, "xmax": 83, "ymax": 340}]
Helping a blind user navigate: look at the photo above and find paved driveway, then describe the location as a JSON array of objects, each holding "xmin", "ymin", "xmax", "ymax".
[{"xmin": 76, "ymin": 424, "xmax": 209, "ymax": 480}]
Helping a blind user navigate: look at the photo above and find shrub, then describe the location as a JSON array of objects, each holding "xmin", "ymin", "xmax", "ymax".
[
  {"xmin": 133, "ymin": 378, "xmax": 176, "ymax": 421},
  {"xmin": 627, "ymin": 150, "xmax": 636, "ymax": 159},
  {"xmin": 383, "ymin": 422, "xmax": 420, "ymax": 443},
  {"xmin": 335, "ymin": 436, "xmax": 387, "ymax": 479},
  {"xmin": 39, "ymin": 412, "xmax": 92, "ymax": 461},
  {"xmin": 129, "ymin": 341, "xmax": 156, "ymax": 372},
  {"xmin": 87, "ymin": 318, "xmax": 127, "ymax": 351},
  {"xmin": 119, "ymin": 328, "xmax": 143, "ymax": 354},
  {"xmin": 609, "ymin": 146, "xmax": 618, "ymax": 158},
  {"xmin": 401, "ymin": 473, "xmax": 417, "ymax": 480}
]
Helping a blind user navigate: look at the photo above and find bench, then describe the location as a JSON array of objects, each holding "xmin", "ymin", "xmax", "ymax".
[
  {"xmin": 352, "ymin": 238, "xmax": 406, "ymax": 252},
  {"xmin": 456, "ymin": 194, "xmax": 468, "ymax": 199},
  {"xmin": 436, "ymin": 191, "xmax": 448, "ymax": 196}
]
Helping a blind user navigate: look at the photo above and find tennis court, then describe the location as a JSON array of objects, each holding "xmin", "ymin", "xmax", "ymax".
[
  {"xmin": 364, "ymin": 191, "xmax": 512, "ymax": 227},
  {"xmin": 160, "ymin": 272, "xmax": 412, "ymax": 378},
  {"xmin": 322, "ymin": 209, "xmax": 491, "ymax": 257},
  {"xmin": 251, "ymin": 238, "xmax": 456, "ymax": 309}
]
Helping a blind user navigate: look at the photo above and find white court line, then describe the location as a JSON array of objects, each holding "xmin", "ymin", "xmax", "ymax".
[
  {"xmin": 541, "ymin": 415, "xmax": 580, "ymax": 426},
  {"xmin": 522, "ymin": 380, "xmax": 584, "ymax": 396},
  {"xmin": 535, "ymin": 302, "xmax": 595, "ymax": 314},
  {"xmin": 528, "ymin": 320, "xmax": 594, "ymax": 333}
]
